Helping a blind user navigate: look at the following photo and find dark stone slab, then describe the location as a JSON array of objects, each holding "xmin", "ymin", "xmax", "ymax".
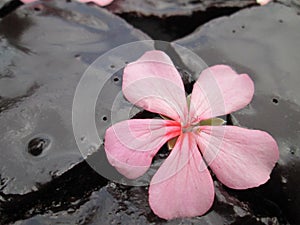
[
  {"xmin": 12, "ymin": 180, "xmax": 280, "ymax": 225},
  {"xmin": 176, "ymin": 3, "xmax": 300, "ymax": 224},
  {"xmin": 0, "ymin": 0, "xmax": 16, "ymax": 10},
  {"xmin": 1, "ymin": 1, "xmax": 296, "ymax": 224},
  {"xmin": 0, "ymin": 1, "xmax": 22, "ymax": 18},
  {"xmin": 106, "ymin": 0, "xmax": 258, "ymax": 41},
  {"xmin": 1, "ymin": 36, "xmax": 283, "ymax": 224},
  {"xmin": 277, "ymin": 0, "xmax": 300, "ymax": 9},
  {"xmin": 107, "ymin": 0, "xmax": 257, "ymax": 17},
  {"xmin": 0, "ymin": 0, "xmax": 149, "ymax": 196}
]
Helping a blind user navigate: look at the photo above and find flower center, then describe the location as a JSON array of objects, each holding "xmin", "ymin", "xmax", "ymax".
[{"xmin": 182, "ymin": 124, "xmax": 198, "ymax": 133}]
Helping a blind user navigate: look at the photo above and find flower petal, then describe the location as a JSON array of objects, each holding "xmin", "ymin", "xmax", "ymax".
[
  {"xmin": 78, "ymin": 0, "xmax": 114, "ymax": 6},
  {"xmin": 123, "ymin": 50, "xmax": 188, "ymax": 123},
  {"xmin": 104, "ymin": 119, "xmax": 181, "ymax": 179},
  {"xmin": 195, "ymin": 126, "xmax": 279, "ymax": 189},
  {"xmin": 257, "ymin": 0, "xmax": 271, "ymax": 6},
  {"xmin": 20, "ymin": 0, "xmax": 114, "ymax": 6},
  {"xmin": 20, "ymin": 0, "xmax": 37, "ymax": 3},
  {"xmin": 189, "ymin": 65, "xmax": 254, "ymax": 123},
  {"xmin": 149, "ymin": 133, "xmax": 215, "ymax": 220}
]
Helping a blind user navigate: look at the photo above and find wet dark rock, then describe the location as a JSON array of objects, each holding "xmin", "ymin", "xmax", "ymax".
[
  {"xmin": 1, "ymin": 161, "xmax": 107, "ymax": 224},
  {"xmin": 11, "ymin": 180, "xmax": 281, "ymax": 225},
  {"xmin": 1, "ymin": 0, "xmax": 298, "ymax": 224},
  {"xmin": 276, "ymin": 0, "xmax": 300, "ymax": 10},
  {"xmin": 176, "ymin": 2, "xmax": 300, "ymax": 224},
  {"xmin": 0, "ymin": 0, "xmax": 21, "ymax": 18},
  {"xmin": 107, "ymin": 0, "xmax": 257, "ymax": 17},
  {"xmin": 0, "ymin": 0, "xmax": 149, "ymax": 197},
  {"xmin": 3, "ymin": 41, "xmax": 287, "ymax": 224},
  {"xmin": 107, "ymin": 0, "xmax": 258, "ymax": 41}
]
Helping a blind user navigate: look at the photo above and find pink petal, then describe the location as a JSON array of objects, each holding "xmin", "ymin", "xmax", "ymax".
[
  {"xmin": 123, "ymin": 50, "xmax": 188, "ymax": 123},
  {"xmin": 20, "ymin": 0, "xmax": 114, "ymax": 6},
  {"xmin": 195, "ymin": 126, "xmax": 279, "ymax": 189},
  {"xmin": 149, "ymin": 133, "xmax": 215, "ymax": 220},
  {"xmin": 189, "ymin": 65, "xmax": 254, "ymax": 123},
  {"xmin": 257, "ymin": 0, "xmax": 271, "ymax": 6},
  {"xmin": 104, "ymin": 119, "xmax": 181, "ymax": 179},
  {"xmin": 78, "ymin": 0, "xmax": 114, "ymax": 6},
  {"xmin": 20, "ymin": 0, "xmax": 37, "ymax": 3}
]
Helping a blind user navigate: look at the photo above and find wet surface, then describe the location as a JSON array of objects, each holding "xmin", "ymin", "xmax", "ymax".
[
  {"xmin": 107, "ymin": 0, "xmax": 257, "ymax": 17},
  {"xmin": 0, "ymin": 0, "xmax": 22, "ymax": 18},
  {"xmin": 0, "ymin": 0, "xmax": 149, "ymax": 197},
  {"xmin": 277, "ymin": 0, "xmax": 300, "ymax": 9},
  {"xmin": 107, "ymin": 0, "xmax": 258, "ymax": 41},
  {"xmin": 2, "ymin": 49, "xmax": 287, "ymax": 225},
  {"xmin": 0, "ymin": 0, "xmax": 299, "ymax": 224},
  {"xmin": 9, "ymin": 176, "xmax": 283, "ymax": 225},
  {"xmin": 176, "ymin": 2, "xmax": 300, "ymax": 224}
]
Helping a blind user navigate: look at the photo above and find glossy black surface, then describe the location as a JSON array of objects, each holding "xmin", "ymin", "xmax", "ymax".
[
  {"xmin": 107, "ymin": 0, "xmax": 257, "ymax": 41},
  {"xmin": 0, "ymin": 0, "xmax": 298, "ymax": 224},
  {"xmin": 107, "ymin": 0, "xmax": 256, "ymax": 17},
  {"xmin": 176, "ymin": 3, "xmax": 300, "ymax": 224},
  {"xmin": 0, "ymin": 0, "xmax": 148, "ymax": 197}
]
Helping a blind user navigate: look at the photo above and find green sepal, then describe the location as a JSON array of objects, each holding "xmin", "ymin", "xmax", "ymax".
[
  {"xmin": 167, "ymin": 137, "xmax": 178, "ymax": 150},
  {"xmin": 199, "ymin": 118, "xmax": 226, "ymax": 126}
]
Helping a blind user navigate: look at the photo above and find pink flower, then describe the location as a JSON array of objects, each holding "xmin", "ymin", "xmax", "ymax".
[
  {"xmin": 77, "ymin": 0, "xmax": 114, "ymax": 7},
  {"xmin": 20, "ymin": 0, "xmax": 114, "ymax": 7},
  {"xmin": 20, "ymin": 0, "xmax": 38, "ymax": 3},
  {"xmin": 256, "ymin": 0, "xmax": 272, "ymax": 5},
  {"xmin": 104, "ymin": 50, "xmax": 279, "ymax": 220}
]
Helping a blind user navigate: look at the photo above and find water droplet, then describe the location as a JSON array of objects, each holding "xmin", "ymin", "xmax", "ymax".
[
  {"xmin": 70, "ymin": 199, "xmax": 81, "ymax": 206},
  {"xmin": 87, "ymin": 145, "xmax": 97, "ymax": 156},
  {"xmin": 27, "ymin": 137, "xmax": 50, "ymax": 156},
  {"xmin": 109, "ymin": 182, "xmax": 117, "ymax": 189},
  {"xmin": 67, "ymin": 208, "xmax": 76, "ymax": 213},
  {"xmin": 80, "ymin": 136, "xmax": 86, "ymax": 142},
  {"xmin": 53, "ymin": 201, "xmax": 62, "ymax": 207},
  {"xmin": 272, "ymin": 98, "xmax": 279, "ymax": 104},
  {"xmin": 75, "ymin": 54, "xmax": 81, "ymax": 60},
  {"xmin": 281, "ymin": 176, "xmax": 288, "ymax": 184},
  {"xmin": 290, "ymin": 146, "xmax": 297, "ymax": 155},
  {"xmin": 34, "ymin": 6, "xmax": 41, "ymax": 12}
]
